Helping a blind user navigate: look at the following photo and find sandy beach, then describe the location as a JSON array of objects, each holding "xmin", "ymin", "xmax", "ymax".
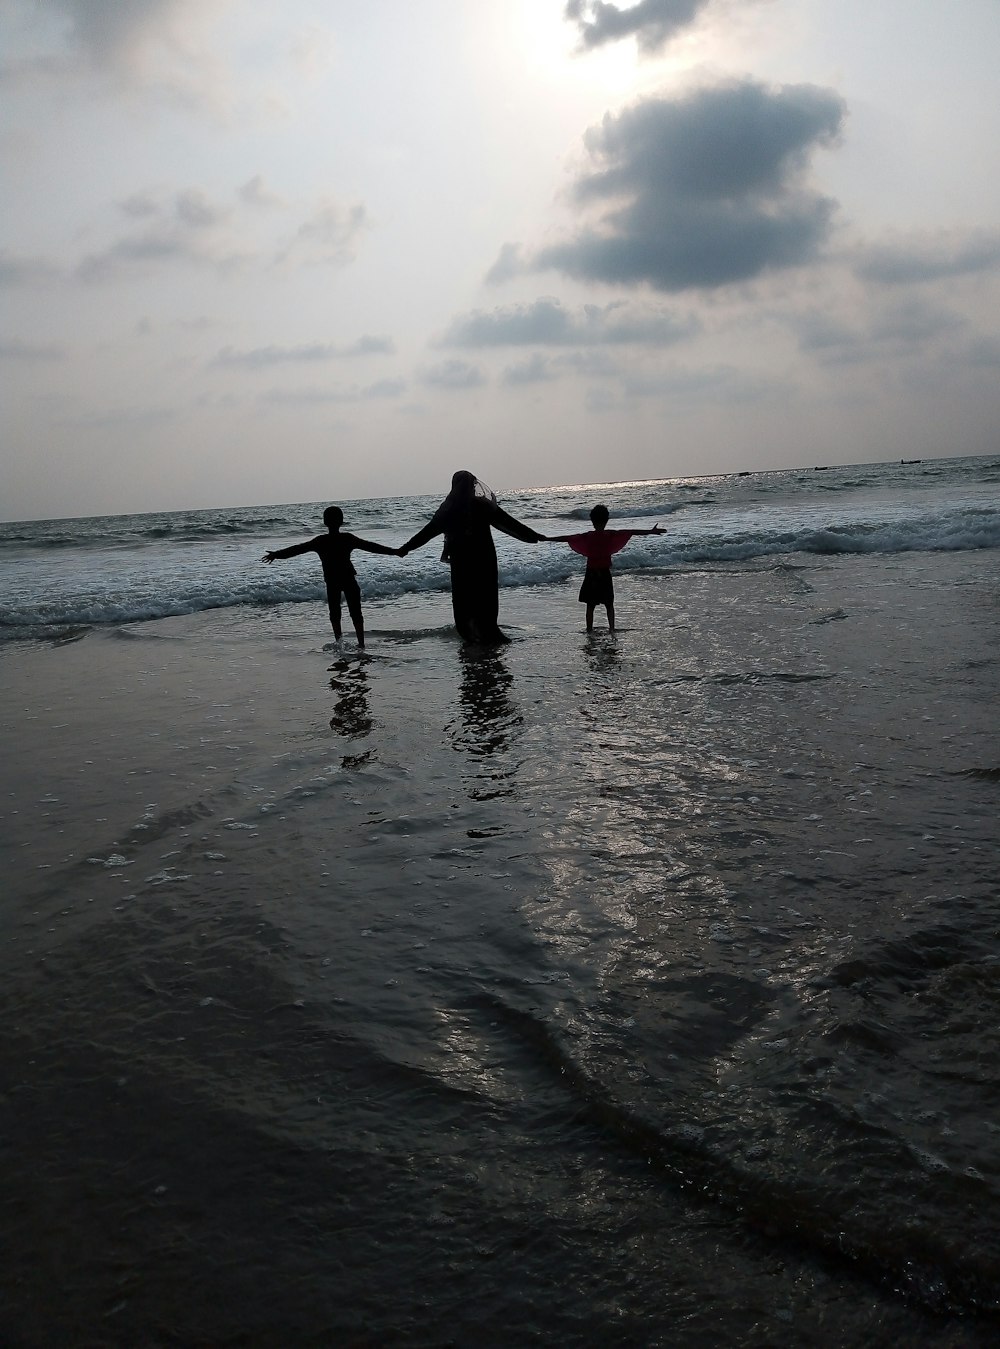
[{"xmin": 2, "ymin": 547, "xmax": 999, "ymax": 1345}]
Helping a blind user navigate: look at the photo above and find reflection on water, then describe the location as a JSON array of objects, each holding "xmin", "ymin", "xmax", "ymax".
[
  {"xmin": 449, "ymin": 646, "xmax": 522, "ymax": 799},
  {"xmin": 584, "ymin": 630, "xmax": 621, "ymax": 676},
  {"xmin": 328, "ymin": 658, "xmax": 373, "ymax": 738}
]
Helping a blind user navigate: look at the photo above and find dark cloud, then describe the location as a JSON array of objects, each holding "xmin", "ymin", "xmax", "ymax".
[
  {"xmin": 212, "ymin": 336, "xmax": 395, "ymax": 369},
  {"xmin": 854, "ymin": 231, "xmax": 1000, "ymax": 285},
  {"xmin": 442, "ymin": 298, "xmax": 699, "ymax": 347},
  {"xmin": 565, "ymin": 0, "xmax": 708, "ymax": 54},
  {"xmin": 528, "ymin": 79, "xmax": 844, "ymax": 292},
  {"xmin": 421, "ymin": 359, "xmax": 487, "ymax": 390}
]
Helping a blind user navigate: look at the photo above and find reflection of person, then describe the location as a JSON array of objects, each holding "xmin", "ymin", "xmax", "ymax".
[
  {"xmin": 454, "ymin": 646, "xmax": 521, "ymax": 799},
  {"xmin": 399, "ymin": 471, "xmax": 542, "ymax": 644},
  {"xmin": 262, "ymin": 506, "xmax": 400, "ymax": 647},
  {"xmin": 544, "ymin": 505, "xmax": 663, "ymax": 632},
  {"xmin": 328, "ymin": 658, "xmax": 373, "ymax": 738}
]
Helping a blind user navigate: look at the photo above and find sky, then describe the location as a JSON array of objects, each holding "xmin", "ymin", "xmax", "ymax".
[{"xmin": 2, "ymin": 0, "xmax": 999, "ymax": 520}]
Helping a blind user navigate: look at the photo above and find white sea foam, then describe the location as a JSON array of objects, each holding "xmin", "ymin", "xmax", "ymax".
[{"xmin": 1, "ymin": 454, "xmax": 997, "ymax": 633}]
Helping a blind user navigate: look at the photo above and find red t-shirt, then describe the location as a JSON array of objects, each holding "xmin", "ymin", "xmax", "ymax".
[{"xmin": 567, "ymin": 529, "xmax": 633, "ymax": 570}]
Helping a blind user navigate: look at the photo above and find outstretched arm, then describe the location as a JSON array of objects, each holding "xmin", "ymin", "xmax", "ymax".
[
  {"xmin": 399, "ymin": 516, "xmax": 444, "ymax": 555},
  {"xmin": 634, "ymin": 524, "xmax": 665, "ymax": 536},
  {"xmin": 351, "ymin": 537, "xmax": 405, "ymax": 557},
  {"xmin": 489, "ymin": 504, "xmax": 544, "ymax": 544},
  {"xmin": 262, "ymin": 540, "xmax": 315, "ymax": 563}
]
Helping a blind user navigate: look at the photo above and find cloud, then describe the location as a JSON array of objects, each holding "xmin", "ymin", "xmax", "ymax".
[
  {"xmin": 76, "ymin": 188, "xmax": 241, "ymax": 281},
  {"xmin": 0, "ymin": 251, "xmax": 61, "ymax": 287},
  {"xmin": 239, "ymin": 175, "xmax": 284, "ymax": 209},
  {"xmin": 498, "ymin": 348, "xmax": 621, "ymax": 386},
  {"xmin": 58, "ymin": 403, "xmax": 177, "ymax": 430},
  {"xmin": 790, "ymin": 295, "xmax": 966, "ymax": 366},
  {"xmin": 3, "ymin": 0, "xmax": 235, "ymax": 109},
  {"xmin": 442, "ymin": 297, "xmax": 699, "ymax": 347},
  {"xmin": 420, "ymin": 360, "xmax": 488, "ymax": 390},
  {"xmin": 565, "ymin": 0, "xmax": 709, "ymax": 54},
  {"xmin": 523, "ymin": 79, "xmax": 845, "ymax": 292},
  {"xmin": 869, "ymin": 297, "xmax": 964, "ymax": 345},
  {"xmin": 212, "ymin": 336, "xmax": 395, "ymax": 368},
  {"xmin": 501, "ymin": 354, "xmax": 558, "ymax": 386},
  {"xmin": 963, "ymin": 336, "xmax": 1000, "ymax": 369},
  {"xmin": 5, "ymin": 177, "xmax": 370, "ymax": 285},
  {"xmin": 0, "ymin": 338, "xmax": 67, "ymax": 361},
  {"xmin": 278, "ymin": 199, "xmax": 370, "ymax": 267},
  {"xmin": 854, "ymin": 231, "xmax": 1000, "ymax": 285},
  {"xmin": 485, "ymin": 243, "xmax": 524, "ymax": 285},
  {"xmin": 615, "ymin": 361, "xmax": 782, "ymax": 402},
  {"xmin": 41, "ymin": 0, "xmax": 211, "ymax": 68},
  {"xmin": 260, "ymin": 379, "xmax": 406, "ymax": 405}
]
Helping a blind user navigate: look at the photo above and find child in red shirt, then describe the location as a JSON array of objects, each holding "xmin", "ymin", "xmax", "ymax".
[{"xmin": 545, "ymin": 504, "xmax": 663, "ymax": 632}]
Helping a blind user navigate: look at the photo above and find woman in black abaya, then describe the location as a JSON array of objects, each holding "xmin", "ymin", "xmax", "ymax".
[{"xmin": 400, "ymin": 471, "xmax": 542, "ymax": 643}]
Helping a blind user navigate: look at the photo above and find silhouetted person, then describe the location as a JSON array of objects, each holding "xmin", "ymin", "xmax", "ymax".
[
  {"xmin": 545, "ymin": 505, "xmax": 663, "ymax": 632},
  {"xmin": 399, "ymin": 471, "xmax": 542, "ymax": 644},
  {"xmin": 262, "ymin": 506, "xmax": 400, "ymax": 647}
]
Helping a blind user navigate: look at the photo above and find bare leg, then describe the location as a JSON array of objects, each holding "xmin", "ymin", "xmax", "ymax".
[
  {"xmin": 346, "ymin": 596, "xmax": 365, "ymax": 648},
  {"xmin": 607, "ymin": 601, "xmax": 615, "ymax": 632},
  {"xmin": 585, "ymin": 603, "xmax": 596, "ymax": 632}
]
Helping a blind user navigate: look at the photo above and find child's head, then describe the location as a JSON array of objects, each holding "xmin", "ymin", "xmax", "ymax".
[
  {"xmin": 323, "ymin": 506, "xmax": 344, "ymax": 530},
  {"xmin": 589, "ymin": 504, "xmax": 610, "ymax": 530}
]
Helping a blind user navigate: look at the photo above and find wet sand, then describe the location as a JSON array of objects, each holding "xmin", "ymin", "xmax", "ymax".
[{"xmin": 2, "ymin": 553, "xmax": 999, "ymax": 1346}]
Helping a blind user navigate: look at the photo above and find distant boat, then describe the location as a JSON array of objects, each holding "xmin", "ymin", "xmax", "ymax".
[
  {"xmin": 813, "ymin": 466, "xmax": 830, "ymax": 471},
  {"xmin": 900, "ymin": 458, "xmax": 922, "ymax": 465}
]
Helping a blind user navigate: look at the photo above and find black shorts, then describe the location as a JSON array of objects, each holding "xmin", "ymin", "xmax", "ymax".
[{"xmin": 579, "ymin": 567, "xmax": 614, "ymax": 606}]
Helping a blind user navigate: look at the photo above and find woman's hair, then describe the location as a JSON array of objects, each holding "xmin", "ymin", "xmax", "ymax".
[
  {"xmin": 589, "ymin": 504, "xmax": 610, "ymax": 527},
  {"xmin": 323, "ymin": 506, "xmax": 344, "ymax": 529}
]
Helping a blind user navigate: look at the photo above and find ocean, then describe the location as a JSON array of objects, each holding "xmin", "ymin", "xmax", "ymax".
[
  {"xmin": 1, "ymin": 453, "xmax": 999, "ymax": 1345},
  {"xmin": 3, "ymin": 454, "xmax": 999, "ymax": 636}
]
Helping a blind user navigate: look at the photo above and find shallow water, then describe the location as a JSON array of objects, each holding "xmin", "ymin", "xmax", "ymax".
[{"xmin": 2, "ymin": 547, "xmax": 999, "ymax": 1344}]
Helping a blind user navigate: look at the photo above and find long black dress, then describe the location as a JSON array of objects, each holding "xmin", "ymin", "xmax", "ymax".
[{"xmin": 403, "ymin": 497, "xmax": 540, "ymax": 643}]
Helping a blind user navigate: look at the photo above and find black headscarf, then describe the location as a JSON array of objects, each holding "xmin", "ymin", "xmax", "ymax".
[{"xmin": 435, "ymin": 470, "xmax": 497, "ymax": 532}]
